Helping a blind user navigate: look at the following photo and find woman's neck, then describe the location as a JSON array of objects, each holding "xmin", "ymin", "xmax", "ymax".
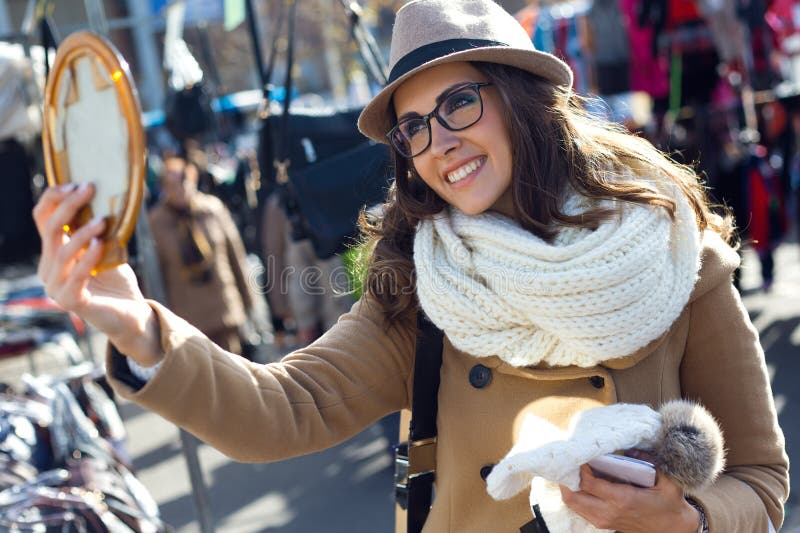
[{"xmin": 488, "ymin": 188, "xmax": 515, "ymax": 219}]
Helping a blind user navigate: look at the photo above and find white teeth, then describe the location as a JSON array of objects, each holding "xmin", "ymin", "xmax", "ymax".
[{"xmin": 447, "ymin": 158, "xmax": 482, "ymax": 183}]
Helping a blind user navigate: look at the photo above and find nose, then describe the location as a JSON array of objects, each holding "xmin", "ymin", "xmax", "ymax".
[{"xmin": 428, "ymin": 117, "xmax": 460, "ymax": 158}]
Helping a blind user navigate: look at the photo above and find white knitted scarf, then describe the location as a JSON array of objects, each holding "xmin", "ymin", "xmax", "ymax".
[{"xmin": 413, "ymin": 186, "xmax": 702, "ymax": 367}]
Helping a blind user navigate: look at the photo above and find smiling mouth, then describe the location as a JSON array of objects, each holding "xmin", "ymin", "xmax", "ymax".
[{"xmin": 446, "ymin": 156, "xmax": 486, "ymax": 184}]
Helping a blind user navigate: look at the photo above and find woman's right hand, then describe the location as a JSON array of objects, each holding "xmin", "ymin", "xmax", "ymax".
[{"xmin": 33, "ymin": 183, "xmax": 163, "ymax": 366}]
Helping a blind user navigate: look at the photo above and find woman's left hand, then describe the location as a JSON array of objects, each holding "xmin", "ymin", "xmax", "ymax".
[{"xmin": 560, "ymin": 464, "xmax": 701, "ymax": 533}]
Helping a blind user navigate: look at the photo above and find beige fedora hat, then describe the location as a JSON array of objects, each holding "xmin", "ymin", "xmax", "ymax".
[{"xmin": 357, "ymin": 0, "xmax": 574, "ymax": 143}]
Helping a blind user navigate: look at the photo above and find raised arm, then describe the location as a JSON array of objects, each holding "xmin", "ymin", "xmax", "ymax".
[
  {"xmin": 33, "ymin": 183, "xmax": 163, "ymax": 366},
  {"xmin": 107, "ymin": 296, "xmax": 414, "ymax": 462}
]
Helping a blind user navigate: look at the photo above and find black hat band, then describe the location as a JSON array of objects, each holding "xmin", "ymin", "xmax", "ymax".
[{"xmin": 388, "ymin": 38, "xmax": 509, "ymax": 84}]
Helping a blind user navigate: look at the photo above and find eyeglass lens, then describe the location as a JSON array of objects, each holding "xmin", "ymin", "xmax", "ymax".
[{"xmin": 391, "ymin": 85, "xmax": 484, "ymax": 158}]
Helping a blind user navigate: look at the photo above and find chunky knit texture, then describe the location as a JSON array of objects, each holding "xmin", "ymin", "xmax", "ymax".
[{"xmin": 413, "ymin": 186, "xmax": 702, "ymax": 367}]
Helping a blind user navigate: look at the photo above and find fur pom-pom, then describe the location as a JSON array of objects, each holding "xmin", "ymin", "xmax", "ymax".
[{"xmin": 651, "ymin": 400, "xmax": 726, "ymax": 491}]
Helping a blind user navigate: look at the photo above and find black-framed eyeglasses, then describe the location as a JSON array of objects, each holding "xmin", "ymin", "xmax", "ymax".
[{"xmin": 387, "ymin": 82, "xmax": 493, "ymax": 159}]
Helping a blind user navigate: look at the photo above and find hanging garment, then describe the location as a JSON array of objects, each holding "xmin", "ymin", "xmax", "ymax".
[
  {"xmin": 621, "ymin": 0, "xmax": 670, "ymax": 98},
  {"xmin": 766, "ymin": 0, "xmax": 800, "ymax": 49},
  {"xmin": 515, "ymin": 4, "xmax": 539, "ymax": 39},
  {"xmin": 679, "ymin": 47, "xmax": 722, "ymax": 106},
  {"xmin": 668, "ymin": 0, "xmax": 704, "ymax": 26},
  {"xmin": 588, "ymin": 0, "xmax": 631, "ymax": 94},
  {"xmin": 747, "ymin": 150, "xmax": 788, "ymax": 255},
  {"xmin": 640, "ymin": 0, "xmax": 709, "ymax": 57},
  {"xmin": 515, "ymin": 4, "xmax": 590, "ymax": 93},
  {"xmin": 736, "ymin": 0, "xmax": 768, "ymax": 29},
  {"xmin": 696, "ymin": 0, "xmax": 748, "ymax": 63},
  {"xmin": 639, "ymin": 0, "xmax": 669, "ymax": 57},
  {"xmin": 767, "ymin": 0, "xmax": 800, "ymax": 88},
  {"xmin": 595, "ymin": 62, "xmax": 631, "ymax": 95},
  {"xmin": 588, "ymin": 0, "xmax": 631, "ymax": 64},
  {"xmin": 556, "ymin": 16, "xmax": 590, "ymax": 94},
  {"xmin": 749, "ymin": 25, "xmax": 780, "ymax": 90}
]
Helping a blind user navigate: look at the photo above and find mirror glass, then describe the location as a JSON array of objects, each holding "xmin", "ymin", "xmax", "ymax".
[
  {"xmin": 53, "ymin": 56, "xmax": 130, "ymax": 219},
  {"xmin": 43, "ymin": 32, "xmax": 145, "ymax": 270}
]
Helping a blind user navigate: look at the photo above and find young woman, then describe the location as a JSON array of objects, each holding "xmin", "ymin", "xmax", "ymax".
[{"xmin": 33, "ymin": 1, "xmax": 787, "ymax": 531}]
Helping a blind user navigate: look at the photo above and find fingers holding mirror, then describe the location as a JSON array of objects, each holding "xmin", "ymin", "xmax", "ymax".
[
  {"xmin": 42, "ymin": 31, "xmax": 145, "ymax": 272},
  {"xmin": 36, "ymin": 185, "xmax": 104, "ymax": 305}
]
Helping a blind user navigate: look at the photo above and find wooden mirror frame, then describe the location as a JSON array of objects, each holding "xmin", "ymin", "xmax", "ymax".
[{"xmin": 42, "ymin": 31, "xmax": 145, "ymax": 271}]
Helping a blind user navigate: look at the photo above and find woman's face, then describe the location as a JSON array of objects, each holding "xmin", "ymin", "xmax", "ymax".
[{"xmin": 392, "ymin": 62, "xmax": 514, "ymax": 217}]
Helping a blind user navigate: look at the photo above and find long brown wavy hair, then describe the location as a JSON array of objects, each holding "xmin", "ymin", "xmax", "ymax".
[{"xmin": 357, "ymin": 61, "xmax": 734, "ymax": 326}]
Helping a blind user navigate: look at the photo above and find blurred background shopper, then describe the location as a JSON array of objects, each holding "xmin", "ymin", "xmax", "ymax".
[{"xmin": 148, "ymin": 155, "xmax": 255, "ymax": 355}]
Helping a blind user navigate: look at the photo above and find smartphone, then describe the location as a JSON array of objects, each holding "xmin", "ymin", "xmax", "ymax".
[{"xmin": 586, "ymin": 453, "xmax": 656, "ymax": 488}]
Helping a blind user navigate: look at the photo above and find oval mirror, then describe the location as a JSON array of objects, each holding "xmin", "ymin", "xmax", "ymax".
[{"xmin": 42, "ymin": 31, "xmax": 145, "ymax": 271}]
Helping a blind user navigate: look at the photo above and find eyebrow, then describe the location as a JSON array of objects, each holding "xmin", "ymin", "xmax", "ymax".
[{"xmin": 396, "ymin": 81, "xmax": 478, "ymax": 122}]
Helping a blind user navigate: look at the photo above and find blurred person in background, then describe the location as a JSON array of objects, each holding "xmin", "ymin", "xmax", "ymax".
[
  {"xmin": 259, "ymin": 191, "xmax": 295, "ymax": 350},
  {"xmin": 148, "ymin": 155, "xmax": 254, "ymax": 355},
  {"xmin": 260, "ymin": 188, "xmax": 353, "ymax": 348}
]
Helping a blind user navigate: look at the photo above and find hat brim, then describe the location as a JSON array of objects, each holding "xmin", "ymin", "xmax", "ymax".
[{"xmin": 357, "ymin": 46, "xmax": 573, "ymax": 143}]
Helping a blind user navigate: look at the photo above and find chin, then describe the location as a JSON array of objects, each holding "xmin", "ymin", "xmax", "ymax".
[
  {"xmin": 453, "ymin": 196, "xmax": 499, "ymax": 216},
  {"xmin": 457, "ymin": 205, "xmax": 488, "ymax": 216}
]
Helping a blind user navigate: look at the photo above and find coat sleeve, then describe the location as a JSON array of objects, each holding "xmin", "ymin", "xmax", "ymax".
[
  {"xmin": 106, "ymin": 297, "xmax": 415, "ymax": 463},
  {"xmin": 681, "ymin": 250, "xmax": 789, "ymax": 531}
]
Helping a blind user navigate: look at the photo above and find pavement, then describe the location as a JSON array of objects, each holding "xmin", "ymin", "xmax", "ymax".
[
  {"xmin": 116, "ymin": 401, "xmax": 398, "ymax": 532},
  {"xmin": 1, "ymin": 235, "xmax": 798, "ymax": 532}
]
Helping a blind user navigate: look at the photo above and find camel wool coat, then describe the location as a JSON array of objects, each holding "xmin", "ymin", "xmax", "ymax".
[{"xmin": 107, "ymin": 230, "xmax": 789, "ymax": 532}]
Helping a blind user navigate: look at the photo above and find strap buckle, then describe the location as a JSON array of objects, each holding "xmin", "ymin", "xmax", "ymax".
[
  {"xmin": 274, "ymin": 159, "xmax": 290, "ymax": 184},
  {"xmin": 394, "ymin": 437, "xmax": 437, "ymax": 510},
  {"xmin": 407, "ymin": 437, "xmax": 436, "ymax": 476},
  {"xmin": 257, "ymin": 97, "xmax": 271, "ymax": 119}
]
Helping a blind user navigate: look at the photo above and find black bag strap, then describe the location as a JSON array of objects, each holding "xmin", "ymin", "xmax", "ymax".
[
  {"xmin": 340, "ymin": 0, "xmax": 389, "ymax": 85},
  {"xmin": 271, "ymin": 0, "xmax": 386, "ymax": 185},
  {"xmin": 245, "ymin": 0, "xmax": 284, "ymax": 103},
  {"xmin": 410, "ymin": 311, "xmax": 443, "ymax": 442},
  {"xmin": 40, "ymin": 15, "xmax": 60, "ymax": 79},
  {"xmin": 274, "ymin": 0, "xmax": 299, "ymax": 185},
  {"xmin": 264, "ymin": 1, "xmax": 287, "ymax": 100},
  {"xmin": 406, "ymin": 311, "xmax": 444, "ymax": 533}
]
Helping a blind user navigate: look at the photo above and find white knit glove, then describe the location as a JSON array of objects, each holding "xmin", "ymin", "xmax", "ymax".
[{"xmin": 485, "ymin": 404, "xmax": 663, "ymax": 533}]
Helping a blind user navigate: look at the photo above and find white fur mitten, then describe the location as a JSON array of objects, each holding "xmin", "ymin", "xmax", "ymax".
[{"xmin": 485, "ymin": 400, "xmax": 725, "ymax": 533}]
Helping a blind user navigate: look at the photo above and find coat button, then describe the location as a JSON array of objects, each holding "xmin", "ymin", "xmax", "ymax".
[
  {"xmin": 480, "ymin": 463, "xmax": 495, "ymax": 481},
  {"xmin": 469, "ymin": 364, "xmax": 492, "ymax": 388},
  {"xmin": 589, "ymin": 375, "xmax": 605, "ymax": 388}
]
